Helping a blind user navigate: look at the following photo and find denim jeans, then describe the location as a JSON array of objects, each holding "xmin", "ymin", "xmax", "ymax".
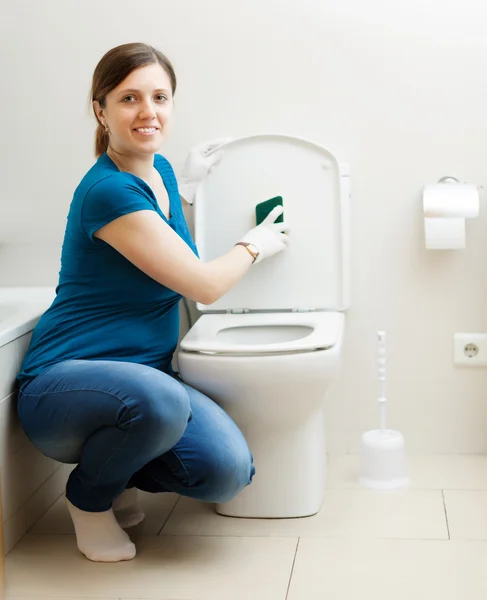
[{"xmin": 17, "ymin": 359, "xmax": 255, "ymax": 512}]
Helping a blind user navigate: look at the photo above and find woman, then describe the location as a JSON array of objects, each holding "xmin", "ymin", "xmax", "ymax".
[{"xmin": 16, "ymin": 42, "xmax": 288, "ymax": 563}]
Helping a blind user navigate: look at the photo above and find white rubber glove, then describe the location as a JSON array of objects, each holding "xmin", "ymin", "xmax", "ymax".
[
  {"xmin": 237, "ymin": 206, "xmax": 289, "ymax": 264},
  {"xmin": 179, "ymin": 138, "xmax": 232, "ymax": 204}
]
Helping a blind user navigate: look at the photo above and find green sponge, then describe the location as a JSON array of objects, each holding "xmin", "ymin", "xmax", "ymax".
[{"xmin": 255, "ymin": 196, "xmax": 284, "ymax": 226}]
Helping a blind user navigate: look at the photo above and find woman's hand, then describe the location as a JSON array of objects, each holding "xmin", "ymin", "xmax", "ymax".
[
  {"xmin": 237, "ymin": 206, "xmax": 289, "ymax": 264},
  {"xmin": 179, "ymin": 138, "xmax": 232, "ymax": 204}
]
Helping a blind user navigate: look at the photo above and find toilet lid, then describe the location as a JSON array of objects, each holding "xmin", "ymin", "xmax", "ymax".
[{"xmin": 193, "ymin": 134, "xmax": 350, "ymax": 313}]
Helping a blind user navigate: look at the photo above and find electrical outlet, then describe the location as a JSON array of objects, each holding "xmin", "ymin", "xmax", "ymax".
[{"xmin": 453, "ymin": 333, "xmax": 487, "ymax": 366}]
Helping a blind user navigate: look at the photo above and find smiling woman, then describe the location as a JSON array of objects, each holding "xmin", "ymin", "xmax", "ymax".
[
  {"xmin": 89, "ymin": 47, "xmax": 177, "ymax": 218},
  {"xmin": 91, "ymin": 44, "xmax": 176, "ymax": 160},
  {"xmin": 15, "ymin": 42, "xmax": 288, "ymax": 565}
]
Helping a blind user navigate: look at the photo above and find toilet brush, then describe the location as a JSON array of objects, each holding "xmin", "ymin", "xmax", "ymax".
[{"xmin": 358, "ymin": 331, "xmax": 409, "ymax": 489}]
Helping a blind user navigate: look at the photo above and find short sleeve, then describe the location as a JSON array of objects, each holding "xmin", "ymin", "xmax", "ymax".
[{"xmin": 81, "ymin": 175, "xmax": 156, "ymax": 241}]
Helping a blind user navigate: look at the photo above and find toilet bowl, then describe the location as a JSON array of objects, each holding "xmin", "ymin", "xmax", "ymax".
[
  {"xmin": 179, "ymin": 311, "xmax": 344, "ymax": 517},
  {"xmin": 178, "ymin": 134, "xmax": 351, "ymax": 518}
]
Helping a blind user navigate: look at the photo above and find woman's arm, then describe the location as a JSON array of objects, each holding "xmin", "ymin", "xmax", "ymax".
[{"xmin": 94, "ymin": 210, "xmax": 253, "ymax": 305}]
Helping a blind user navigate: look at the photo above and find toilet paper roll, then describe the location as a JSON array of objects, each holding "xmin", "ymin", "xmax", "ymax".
[
  {"xmin": 424, "ymin": 217, "xmax": 465, "ymax": 249},
  {"xmin": 423, "ymin": 183, "xmax": 479, "ymax": 218}
]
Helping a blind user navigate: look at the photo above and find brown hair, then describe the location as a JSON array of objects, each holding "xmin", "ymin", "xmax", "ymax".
[{"xmin": 90, "ymin": 43, "xmax": 177, "ymax": 157}]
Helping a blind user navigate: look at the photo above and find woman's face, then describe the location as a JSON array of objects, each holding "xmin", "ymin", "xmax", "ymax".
[{"xmin": 94, "ymin": 62, "xmax": 174, "ymax": 157}]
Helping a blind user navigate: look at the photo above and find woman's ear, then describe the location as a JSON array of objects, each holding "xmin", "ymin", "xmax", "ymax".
[{"xmin": 93, "ymin": 100, "xmax": 104, "ymax": 125}]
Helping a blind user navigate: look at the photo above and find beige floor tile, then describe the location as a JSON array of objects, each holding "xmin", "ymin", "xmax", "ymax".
[
  {"xmin": 327, "ymin": 454, "xmax": 487, "ymax": 490},
  {"xmin": 30, "ymin": 492, "xmax": 180, "ymax": 536},
  {"xmin": 287, "ymin": 537, "xmax": 487, "ymax": 600},
  {"xmin": 6, "ymin": 533, "xmax": 296, "ymax": 600},
  {"xmin": 162, "ymin": 489, "xmax": 448, "ymax": 539},
  {"xmin": 444, "ymin": 490, "xmax": 487, "ymax": 540}
]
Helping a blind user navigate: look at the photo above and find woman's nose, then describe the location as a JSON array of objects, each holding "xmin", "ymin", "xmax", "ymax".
[{"xmin": 138, "ymin": 99, "xmax": 157, "ymax": 119}]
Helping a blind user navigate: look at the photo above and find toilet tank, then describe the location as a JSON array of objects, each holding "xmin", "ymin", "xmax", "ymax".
[{"xmin": 192, "ymin": 134, "xmax": 351, "ymax": 314}]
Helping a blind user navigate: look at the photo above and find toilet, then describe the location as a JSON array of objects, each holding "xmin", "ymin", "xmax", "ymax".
[{"xmin": 178, "ymin": 134, "xmax": 350, "ymax": 518}]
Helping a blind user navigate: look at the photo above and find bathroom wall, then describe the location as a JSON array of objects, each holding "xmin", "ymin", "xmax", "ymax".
[
  {"xmin": 3, "ymin": 0, "xmax": 487, "ymax": 453},
  {"xmin": 0, "ymin": 334, "xmax": 68, "ymax": 553}
]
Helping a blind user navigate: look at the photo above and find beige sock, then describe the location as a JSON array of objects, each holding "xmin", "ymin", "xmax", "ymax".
[
  {"xmin": 66, "ymin": 498, "xmax": 136, "ymax": 562},
  {"xmin": 112, "ymin": 488, "xmax": 145, "ymax": 529}
]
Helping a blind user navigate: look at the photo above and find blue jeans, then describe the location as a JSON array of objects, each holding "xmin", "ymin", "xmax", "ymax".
[{"xmin": 17, "ymin": 360, "xmax": 255, "ymax": 512}]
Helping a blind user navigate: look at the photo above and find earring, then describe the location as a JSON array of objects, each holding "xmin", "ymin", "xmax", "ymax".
[{"xmin": 104, "ymin": 124, "xmax": 110, "ymax": 134}]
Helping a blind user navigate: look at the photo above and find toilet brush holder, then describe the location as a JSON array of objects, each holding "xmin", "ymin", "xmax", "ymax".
[
  {"xmin": 359, "ymin": 331, "xmax": 409, "ymax": 490},
  {"xmin": 359, "ymin": 429, "xmax": 409, "ymax": 489}
]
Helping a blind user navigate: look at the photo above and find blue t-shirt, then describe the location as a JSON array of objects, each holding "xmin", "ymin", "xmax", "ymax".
[{"xmin": 18, "ymin": 152, "xmax": 198, "ymax": 381}]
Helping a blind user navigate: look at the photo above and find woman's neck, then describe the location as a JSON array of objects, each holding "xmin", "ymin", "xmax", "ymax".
[{"xmin": 106, "ymin": 147, "xmax": 155, "ymax": 182}]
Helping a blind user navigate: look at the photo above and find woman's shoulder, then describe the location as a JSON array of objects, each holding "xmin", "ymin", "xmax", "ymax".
[{"xmin": 76, "ymin": 156, "xmax": 139, "ymax": 200}]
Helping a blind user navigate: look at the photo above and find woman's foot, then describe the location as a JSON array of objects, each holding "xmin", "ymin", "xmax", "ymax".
[
  {"xmin": 112, "ymin": 487, "xmax": 145, "ymax": 529},
  {"xmin": 66, "ymin": 498, "xmax": 136, "ymax": 562}
]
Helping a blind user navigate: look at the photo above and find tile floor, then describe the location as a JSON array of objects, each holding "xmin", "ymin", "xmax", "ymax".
[{"xmin": 6, "ymin": 454, "xmax": 487, "ymax": 599}]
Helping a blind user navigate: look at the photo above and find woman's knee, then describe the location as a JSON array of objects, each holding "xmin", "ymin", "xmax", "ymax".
[
  {"xmin": 120, "ymin": 372, "xmax": 191, "ymax": 448},
  {"xmin": 196, "ymin": 445, "xmax": 255, "ymax": 503}
]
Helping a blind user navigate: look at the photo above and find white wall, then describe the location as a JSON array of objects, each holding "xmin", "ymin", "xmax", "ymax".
[
  {"xmin": 0, "ymin": 334, "xmax": 67, "ymax": 553},
  {"xmin": 3, "ymin": 0, "xmax": 487, "ymax": 453}
]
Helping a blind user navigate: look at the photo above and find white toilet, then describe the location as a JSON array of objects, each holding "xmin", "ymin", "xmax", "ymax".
[{"xmin": 178, "ymin": 134, "xmax": 350, "ymax": 518}]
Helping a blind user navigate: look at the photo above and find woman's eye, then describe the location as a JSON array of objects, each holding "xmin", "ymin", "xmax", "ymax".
[{"xmin": 121, "ymin": 94, "xmax": 168, "ymax": 103}]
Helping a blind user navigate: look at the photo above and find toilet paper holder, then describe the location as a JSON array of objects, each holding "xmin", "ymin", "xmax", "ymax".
[
  {"xmin": 422, "ymin": 176, "xmax": 479, "ymax": 249},
  {"xmin": 437, "ymin": 176, "xmax": 460, "ymax": 184}
]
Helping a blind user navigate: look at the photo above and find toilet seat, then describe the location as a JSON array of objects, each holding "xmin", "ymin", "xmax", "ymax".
[
  {"xmin": 179, "ymin": 311, "xmax": 343, "ymax": 355},
  {"xmin": 180, "ymin": 135, "xmax": 348, "ymax": 359}
]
